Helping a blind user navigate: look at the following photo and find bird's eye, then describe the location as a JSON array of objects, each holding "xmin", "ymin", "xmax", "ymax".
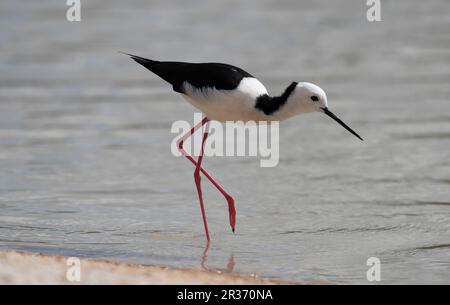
[{"xmin": 311, "ymin": 96, "xmax": 319, "ymax": 102}]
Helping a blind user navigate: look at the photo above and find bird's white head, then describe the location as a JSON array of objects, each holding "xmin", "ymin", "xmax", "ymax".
[
  {"xmin": 285, "ymin": 82, "xmax": 363, "ymax": 140},
  {"xmin": 293, "ymin": 82, "xmax": 328, "ymax": 113}
]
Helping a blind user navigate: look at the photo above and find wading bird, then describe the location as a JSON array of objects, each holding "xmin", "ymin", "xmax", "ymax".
[{"xmin": 121, "ymin": 52, "xmax": 363, "ymax": 242}]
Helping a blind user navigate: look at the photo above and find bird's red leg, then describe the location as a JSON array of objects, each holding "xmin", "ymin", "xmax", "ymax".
[
  {"xmin": 191, "ymin": 120, "xmax": 210, "ymax": 241},
  {"xmin": 177, "ymin": 118, "xmax": 236, "ymax": 233}
]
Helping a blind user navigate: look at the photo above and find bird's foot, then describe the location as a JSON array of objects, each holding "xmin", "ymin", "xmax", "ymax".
[{"xmin": 226, "ymin": 195, "xmax": 236, "ymax": 233}]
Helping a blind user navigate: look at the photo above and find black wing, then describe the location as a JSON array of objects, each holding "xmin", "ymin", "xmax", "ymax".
[{"xmin": 121, "ymin": 52, "xmax": 254, "ymax": 93}]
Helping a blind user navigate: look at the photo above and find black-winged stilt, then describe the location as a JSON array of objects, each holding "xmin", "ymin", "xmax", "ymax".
[{"xmin": 121, "ymin": 52, "xmax": 363, "ymax": 243}]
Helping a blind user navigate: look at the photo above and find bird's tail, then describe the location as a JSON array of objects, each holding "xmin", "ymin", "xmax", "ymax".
[{"xmin": 118, "ymin": 51, "xmax": 159, "ymax": 68}]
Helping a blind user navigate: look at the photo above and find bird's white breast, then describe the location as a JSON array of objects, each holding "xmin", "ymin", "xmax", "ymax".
[{"xmin": 181, "ymin": 77, "xmax": 269, "ymax": 122}]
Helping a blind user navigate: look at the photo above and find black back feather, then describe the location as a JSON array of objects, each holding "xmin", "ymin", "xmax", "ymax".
[{"xmin": 122, "ymin": 52, "xmax": 254, "ymax": 93}]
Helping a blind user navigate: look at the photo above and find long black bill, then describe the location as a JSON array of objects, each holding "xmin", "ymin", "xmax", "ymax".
[{"xmin": 322, "ymin": 107, "xmax": 363, "ymax": 141}]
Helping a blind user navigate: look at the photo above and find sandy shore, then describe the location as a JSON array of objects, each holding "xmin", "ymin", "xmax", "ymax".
[{"xmin": 0, "ymin": 251, "xmax": 307, "ymax": 285}]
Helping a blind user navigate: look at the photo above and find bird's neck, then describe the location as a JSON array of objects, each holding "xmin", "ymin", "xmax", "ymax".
[{"xmin": 254, "ymin": 82, "xmax": 300, "ymax": 121}]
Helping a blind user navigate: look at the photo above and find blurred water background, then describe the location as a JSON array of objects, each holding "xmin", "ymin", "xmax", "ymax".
[{"xmin": 0, "ymin": 0, "xmax": 449, "ymax": 284}]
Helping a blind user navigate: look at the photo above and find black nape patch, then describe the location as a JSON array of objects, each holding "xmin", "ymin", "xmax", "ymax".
[{"xmin": 254, "ymin": 82, "xmax": 298, "ymax": 115}]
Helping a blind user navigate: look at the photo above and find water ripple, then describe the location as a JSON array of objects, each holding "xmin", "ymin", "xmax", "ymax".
[{"xmin": 280, "ymin": 224, "xmax": 405, "ymax": 235}]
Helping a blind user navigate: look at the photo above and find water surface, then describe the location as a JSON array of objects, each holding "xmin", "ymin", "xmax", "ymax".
[{"xmin": 0, "ymin": 0, "xmax": 449, "ymax": 284}]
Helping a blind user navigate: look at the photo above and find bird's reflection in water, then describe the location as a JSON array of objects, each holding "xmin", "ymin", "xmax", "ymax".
[{"xmin": 201, "ymin": 241, "xmax": 235, "ymax": 273}]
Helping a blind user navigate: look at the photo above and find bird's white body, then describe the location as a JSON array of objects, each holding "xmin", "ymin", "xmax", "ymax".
[{"xmin": 181, "ymin": 77, "xmax": 270, "ymax": 122}]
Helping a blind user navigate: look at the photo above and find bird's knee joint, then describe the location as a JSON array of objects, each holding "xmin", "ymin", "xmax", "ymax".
[
  {"xmin": 194, "ymin": 169, "xmax": 201, "ymax": 181},
  {"xmin": 177, "ymin": 140, "xmax": 184, "ymax": 151}
]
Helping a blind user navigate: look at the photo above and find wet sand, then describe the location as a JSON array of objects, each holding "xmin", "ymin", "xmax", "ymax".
[{"xmin": 0, "ymin": 251, "xmax": 316, "ymax": 285}]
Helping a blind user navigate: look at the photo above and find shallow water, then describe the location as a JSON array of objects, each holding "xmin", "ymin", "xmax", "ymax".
[{"xmin": 0, "ymin": 0, "xmax": 449, "ymax": 284}]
